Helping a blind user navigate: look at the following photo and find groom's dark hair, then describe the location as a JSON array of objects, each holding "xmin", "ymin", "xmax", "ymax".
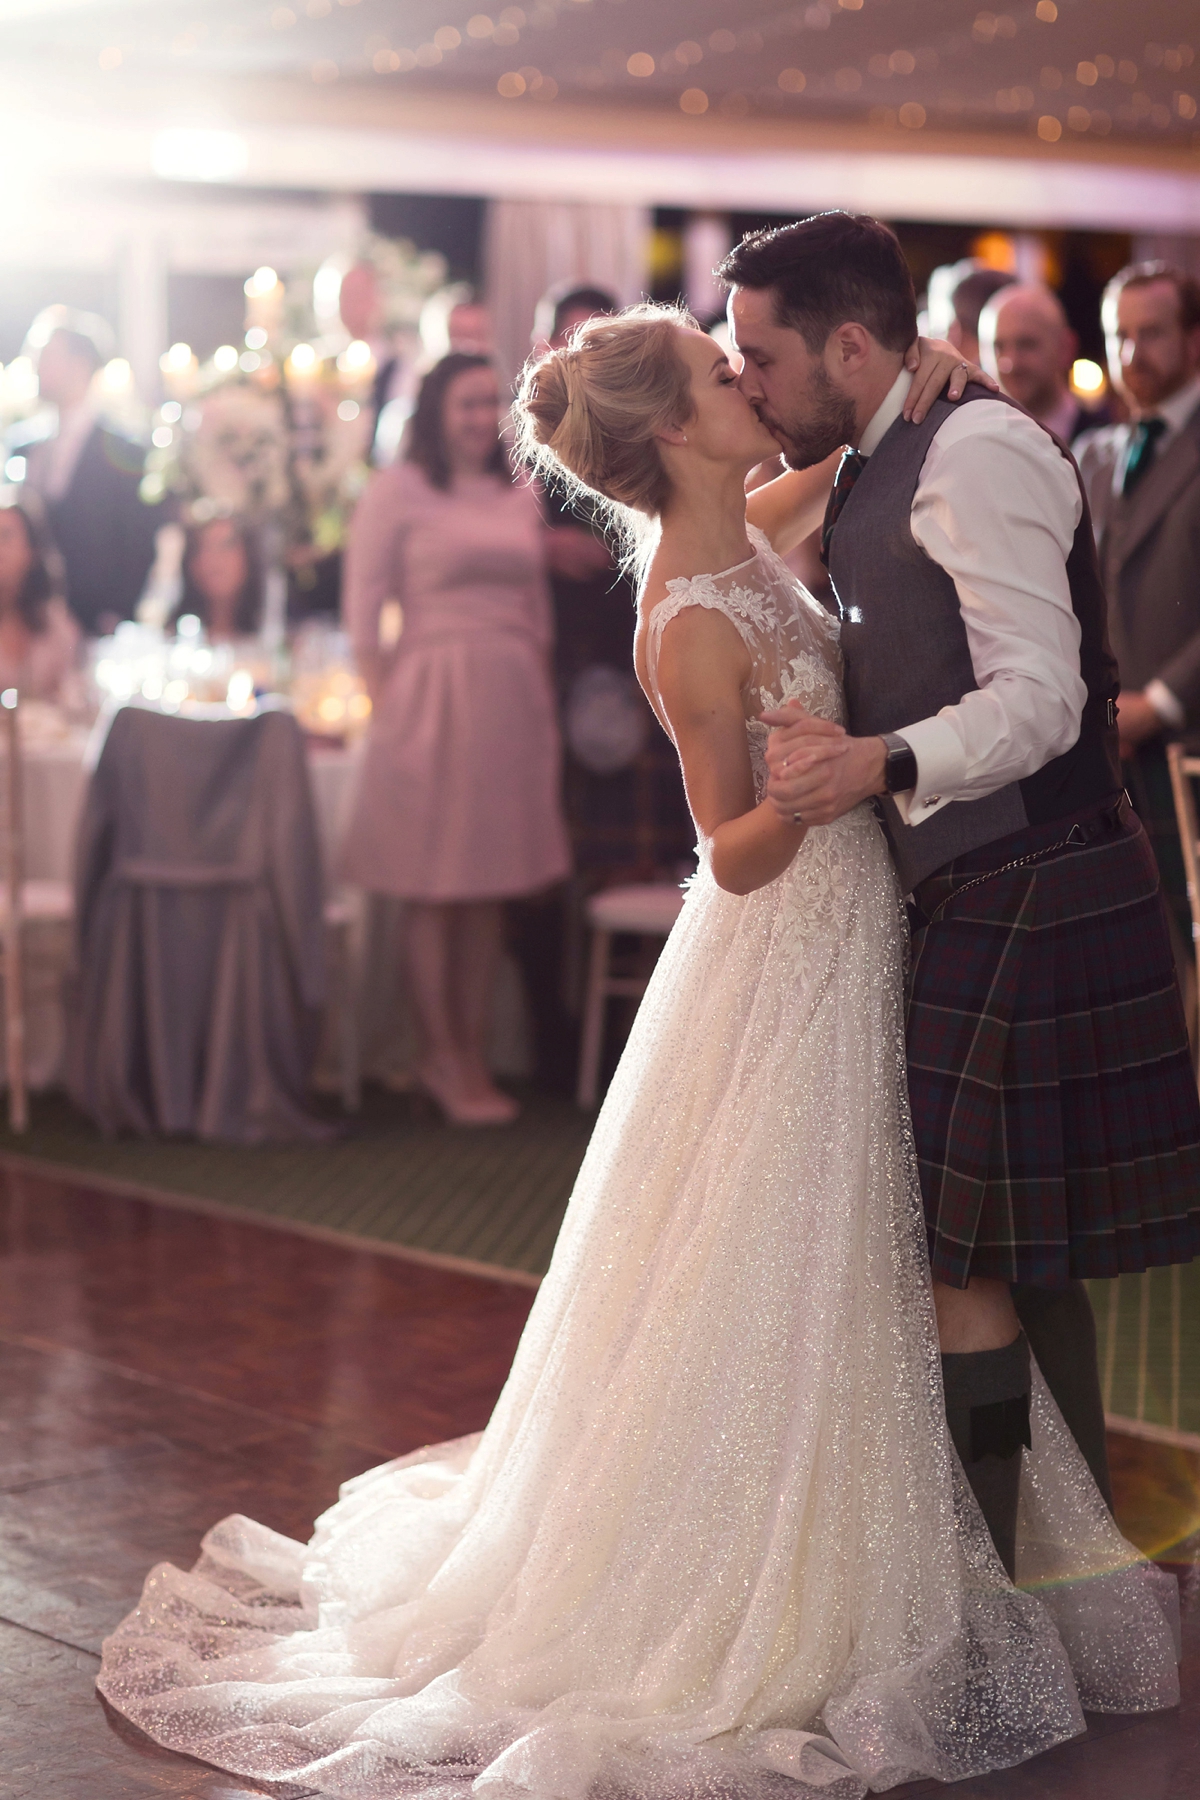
[{"xmin": 719, "ymin": 212, "xmax": 917, "ymax": 353}]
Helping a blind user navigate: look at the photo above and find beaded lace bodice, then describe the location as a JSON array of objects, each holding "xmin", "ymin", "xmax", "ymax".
[{"xmin": 645, "ymin": 526, "xmax": 844, "ymax": 799}]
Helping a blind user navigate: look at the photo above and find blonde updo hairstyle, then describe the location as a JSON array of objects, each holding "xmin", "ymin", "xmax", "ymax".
[{"xmin": 513, "ymin": 302, "xmax": 698, "ymax": 565}]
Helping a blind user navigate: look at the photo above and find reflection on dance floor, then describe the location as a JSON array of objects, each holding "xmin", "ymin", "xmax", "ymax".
[{"xmin": 0, "ymin": 1167, "xmax": 1195, "ymax": 1799}]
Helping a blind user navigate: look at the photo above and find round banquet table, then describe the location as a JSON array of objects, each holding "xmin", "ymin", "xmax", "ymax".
[
  {"xmin": 13, "ymin": 725, "xmax": 530, "ymax": 1093},
  {"xmin": 20, "ymin": 732, "xmax": 361, "ymax": 889}
]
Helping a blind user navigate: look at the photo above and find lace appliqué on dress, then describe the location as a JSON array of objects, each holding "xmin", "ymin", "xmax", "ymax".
[
  {"xmin": 646, "ymin": 536, "xmax": 842, "ymax": 730},
  {"xmin": 647, "ymin": 536, "xmax": 847, "ymax": 877},
  {"xmin": 647, "ymin": 575, "xmax": 779, "ymax": 689}
]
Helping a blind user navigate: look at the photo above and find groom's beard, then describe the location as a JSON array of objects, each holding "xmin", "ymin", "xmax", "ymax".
[{"xmin": 761, "ymin": 368, "xmax": 857, "ymax": 471}]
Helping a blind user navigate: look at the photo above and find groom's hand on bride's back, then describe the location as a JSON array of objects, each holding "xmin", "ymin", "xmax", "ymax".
[{"xmin": 761, "ymin": 703, "xmax": 887, "ymax": 826}]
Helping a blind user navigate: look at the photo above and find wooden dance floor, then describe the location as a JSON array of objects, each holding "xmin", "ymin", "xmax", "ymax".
[{"xmin": 2, "ymin": 1166, "xmax": 1196, "ymax": 1799}]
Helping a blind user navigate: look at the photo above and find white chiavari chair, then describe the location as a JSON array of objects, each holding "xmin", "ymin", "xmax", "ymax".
[
  {"xmin": 576, "ymin": 882, "xmax": 684, "ymax": 1108},
  {"xmin": 1166, "ymin": 741, "xmax": 1200, "ymax": 1084},
  {"xmin": 0, "ymin": 689, "xmax": 73, "ymax": 1132}
]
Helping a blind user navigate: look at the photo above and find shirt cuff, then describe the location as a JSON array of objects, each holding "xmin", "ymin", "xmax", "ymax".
[
  {"xmin": 886, "ymin": 716, "xmax": 967, "ymax": 827},
  {"xmin": 1145, "ymin": 678, "xmax": 1185, "ymax": 731}
]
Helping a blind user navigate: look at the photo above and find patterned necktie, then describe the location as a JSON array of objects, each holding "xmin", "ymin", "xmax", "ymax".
[
  {"xmin": 1122, "ymin": 416, "xmax": 1168, "ymax": 496},
  {"xmin": 820, "ymin": 449, "xmax": 867, "ymax": 567}
]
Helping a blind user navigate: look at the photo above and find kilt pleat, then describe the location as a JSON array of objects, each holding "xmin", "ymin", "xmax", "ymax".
[{"xmin": 907, "ymin": 811, "xmax": 1200, "ymax": 1289}]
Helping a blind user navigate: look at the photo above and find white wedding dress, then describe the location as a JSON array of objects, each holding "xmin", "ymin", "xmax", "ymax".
[{"xmin": 98, "ymin": 529, "xmax": 1179, "ymax": 1798}]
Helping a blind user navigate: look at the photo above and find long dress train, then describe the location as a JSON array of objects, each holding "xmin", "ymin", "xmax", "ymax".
[{"xmin": 97, "ymin": 529, "xmax": 1179, "ymax": 1798}]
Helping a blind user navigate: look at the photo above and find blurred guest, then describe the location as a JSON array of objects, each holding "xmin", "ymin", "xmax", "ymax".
[
  {"xmin": 523, "ymin": 282, "xmax": 694, "ymax": 1090},
  {"xmin": 532, "ymin": 280, "xmax": 620, "ymax": 358},
  {"xmin": 0, "ymin": 492, "xmax": 80, "ymax": 701},
  {"xmin": 172, "ymin": 515, "xmax": 263, "ymax": 641},
  {"xmin": 339, "ymin": 259, "xmax": 410, "ymax": 476},
  {"xmin": 339, "ymin": 260, "xmax": 400, "ymax": 427},
  {"xmin": 341, "ymin": 353, "xmax": 570, "ymax": 1125},
  {"xmin": 420, "ymin": 284, "xmax": 494, "ymax": 362},
  {"xmin": 1077, "ymin": 261, "xmax": 1200, "ymax": 957},
  {"xmin": 979, "ymin": 284, "xmax": 1101, "ymax": 443},
  {"xmin": 945, "ymin": 265, "xmax": 1016, "ymax": 367},
  {"xmin": 9, "ymin": 310, "xmax": 157, "ymax": 635},
  {"xmin": 375, "ymin": 285, "xmax": 496, "ymax": 470},
  {"xmin": 924, "ymin": 259, "xmax": 977, "ymax": 339},
  {"xmin": 536, "ymin": 281, "xmax": 694, "ymax": 884},
  {"xmin": 520, "ymin": 284, "xmax": 630, "ymax": 1090}
]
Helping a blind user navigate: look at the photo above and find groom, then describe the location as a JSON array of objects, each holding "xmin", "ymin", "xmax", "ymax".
[{"xmin": 721, "ymin": 212, "xmax": 1200, "ymax": 1575}]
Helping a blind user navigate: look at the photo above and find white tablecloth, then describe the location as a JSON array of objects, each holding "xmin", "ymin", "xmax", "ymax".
[{"xmin": 20, "ymin": 734, "xmax": 361, "ymax": 885}]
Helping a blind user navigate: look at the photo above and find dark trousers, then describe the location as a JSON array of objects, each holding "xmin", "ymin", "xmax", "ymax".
[
  {"xmin": 1125, "ymin": 739, "xmax": 1192, "ymax": 987},
  {"xmin": 506, "ymin": 885, "xmax": 578, "ymax": 1097},
  {"xmin": 1012, "ymin": 1280, "xmax": 1112, "ymax": 1508}
]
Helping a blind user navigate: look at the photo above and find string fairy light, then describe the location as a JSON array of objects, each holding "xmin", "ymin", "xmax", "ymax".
[{"xmin": 247, "ymin": 0, "xmax": 1196, "ymax": 142}]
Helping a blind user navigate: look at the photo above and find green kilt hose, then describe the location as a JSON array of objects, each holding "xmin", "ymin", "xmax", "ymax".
[{"xmin": 907, "ymin": 796, "xmax": 1200, "ymax": 1290}]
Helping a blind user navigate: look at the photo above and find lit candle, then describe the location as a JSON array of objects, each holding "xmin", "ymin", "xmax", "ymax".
[
  {"xmin": 243, "ymin": 266, "xmax": 285, "ymax": 336},
  {"xmin": 286, "ymin": 342, "xmax": 321, "ymax": 386},
  {"xmin": 336, "ymin": 338, "xmax": 376, "ymax": 392},
  {"xmin": 158, "ymin": 342, "xmax": 199, "ymax": 400}
]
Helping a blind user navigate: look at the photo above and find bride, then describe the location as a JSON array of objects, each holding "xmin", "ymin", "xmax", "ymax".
[{"xmin": 98, "ymin": 309, "xmax": 1179, "ymax": 1798}]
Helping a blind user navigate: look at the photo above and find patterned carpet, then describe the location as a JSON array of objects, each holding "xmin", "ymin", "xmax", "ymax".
[
  {"xmin": 0, "ymin": 1087, "xmax": 591, "ymax": 1280},
  {"xmin": 1090, "ymin": 1262, "xmax": 1200, "ymax": 1445}
]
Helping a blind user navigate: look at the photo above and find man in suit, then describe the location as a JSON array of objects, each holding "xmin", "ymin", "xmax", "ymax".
[
  {"xmin": 979, "ymin": 283, "xmax": 1108, "ymax": 447},
  {"xmin": 1076, "ymin": 262, "xmax": 1200, "ymax": 956},
  {"xmin": 944, "ymin": 264, "xmax": 1016, "ymax": 368},
  {"xmin": 9, "ymin": 312, "xmax": 157, "ymax": 635}
]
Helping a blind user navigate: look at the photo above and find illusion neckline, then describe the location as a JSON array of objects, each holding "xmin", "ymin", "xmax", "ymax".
[{"xmin": 661, "ymin": 538, "xmax": 762, "ymax": 595}]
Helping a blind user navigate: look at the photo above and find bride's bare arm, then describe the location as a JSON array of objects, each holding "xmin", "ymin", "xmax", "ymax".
[
  {"xmin": 744, "ymin": 339, "xmax": 998, "ymax": 557},
  {"xmin": 744, "ymin": 455, "xmax": 841, "ymax": 557},
  {"xmin": 903, "ymin": 333, "xmax": 999, "ymax": 419},
  {"xmin": 651, "ymin": 606, "xmax": 835, "ymax": 896}
]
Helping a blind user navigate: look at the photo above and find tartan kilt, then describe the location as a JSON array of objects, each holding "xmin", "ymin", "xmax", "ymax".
[{"xmin": 907, "ymin": 804, "xmax": 1200, "ymax": 1289}]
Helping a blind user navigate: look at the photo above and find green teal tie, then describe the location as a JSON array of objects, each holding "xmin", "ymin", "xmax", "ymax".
[{"xmin": 1122, "ymin": 417, "xmax": 1168, "ymax": 496}]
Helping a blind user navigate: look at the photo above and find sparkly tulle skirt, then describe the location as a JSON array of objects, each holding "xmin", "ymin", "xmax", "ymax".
[{"xmin": 97, "ymin": 807, "xmax": 1180, "ymax": 1797}]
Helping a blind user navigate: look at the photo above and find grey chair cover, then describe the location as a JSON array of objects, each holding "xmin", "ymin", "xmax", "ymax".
[{"xmin": 68, "ymin": 704, "xmax": 330, "ymax": 1142}]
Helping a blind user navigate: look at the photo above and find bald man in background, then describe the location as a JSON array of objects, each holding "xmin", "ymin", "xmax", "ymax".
[{"xmin": 979, "ymin": 284, "xmax": 1101, "ymax": 446}]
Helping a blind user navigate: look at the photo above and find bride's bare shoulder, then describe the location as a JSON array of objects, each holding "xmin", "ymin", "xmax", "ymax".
[
  {"xmin": 635, "ymin": 578, "xmax": 752, "ymax": 703},
  {"xmin": 639, "ymin": 542, "xmax": 691, "ymax": 611}
]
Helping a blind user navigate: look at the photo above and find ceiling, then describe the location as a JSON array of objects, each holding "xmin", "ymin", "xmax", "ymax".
[{"xmin": 3, "ymin": 0, "xmax": 1198, "ymax": 156}]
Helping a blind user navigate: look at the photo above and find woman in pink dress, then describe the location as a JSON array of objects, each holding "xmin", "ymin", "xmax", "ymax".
[{"xmin": 342, "ymin": 353, "xmax": 570, "ymax": 1126}]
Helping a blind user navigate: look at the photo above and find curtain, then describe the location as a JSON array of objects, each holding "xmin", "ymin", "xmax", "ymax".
[
  {"xmin": 484, "ymin": 199, "xmax": 652, "ymax": 389},
  {"xmin": 1131, "ymin": 234, "xmax": 1200, "ymax": 280}
]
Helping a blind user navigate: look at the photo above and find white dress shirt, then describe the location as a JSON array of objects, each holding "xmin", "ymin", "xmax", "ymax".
[{"xmin": 855, "ymin": 370, "xmax": 1087, "ymax": 827}]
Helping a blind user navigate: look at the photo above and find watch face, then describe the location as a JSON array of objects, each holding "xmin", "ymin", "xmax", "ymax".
[{"xmin": 886, "ymin": 744, "xmax": 917, "ymax": 794}]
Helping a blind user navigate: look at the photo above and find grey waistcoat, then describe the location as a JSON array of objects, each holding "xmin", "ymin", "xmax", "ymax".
[{"xmin": 828, "ymin": 387, "xmax": 1120, "ymax": 895}]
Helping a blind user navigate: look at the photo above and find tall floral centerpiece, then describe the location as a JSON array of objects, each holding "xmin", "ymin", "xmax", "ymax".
[{"xmin": 140, "ymin": 235, "xmax": 448, "ymax": 662}]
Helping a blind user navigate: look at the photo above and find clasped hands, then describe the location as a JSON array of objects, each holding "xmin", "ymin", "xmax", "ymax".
[{"xmin": 761, "ymin": 702, "xmax": 887, "ymax": 826}]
